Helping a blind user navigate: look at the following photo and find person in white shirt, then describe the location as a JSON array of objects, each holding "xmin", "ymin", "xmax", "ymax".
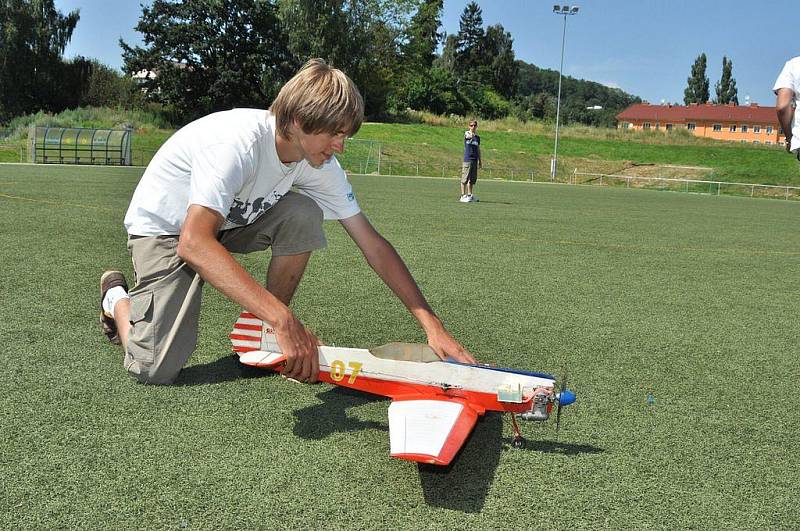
[
  {"xmin": 100, "ymin": 59, "xmax": 475, "ymax": 385},
  {"xmin": 773, "ymin": 56, "xmax": 800, "ymax": 156}
]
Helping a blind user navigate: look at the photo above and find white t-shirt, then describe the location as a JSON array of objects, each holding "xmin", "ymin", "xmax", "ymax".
[
  {"xmin": 773, "ymin": 57, "xmax": 800, "ymax": 152},
  {"xmin": 124, "ymin": 109, "xmax": 361, "ymax": 236}
]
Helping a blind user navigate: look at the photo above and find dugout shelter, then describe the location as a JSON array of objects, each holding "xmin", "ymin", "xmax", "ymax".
[{"xmin": 28, "ymin": 125, "xmax": 132, "ymax": 165}]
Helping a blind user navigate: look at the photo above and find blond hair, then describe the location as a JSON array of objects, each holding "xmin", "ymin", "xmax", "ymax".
[{"xmin": 271, "ymin": 59, "xmax": 364, "ymax": 139}]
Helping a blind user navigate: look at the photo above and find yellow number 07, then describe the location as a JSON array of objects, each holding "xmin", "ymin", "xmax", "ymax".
[{"xmin": 329, "ymin": 360, "xmax": 363, "ymax": 384}]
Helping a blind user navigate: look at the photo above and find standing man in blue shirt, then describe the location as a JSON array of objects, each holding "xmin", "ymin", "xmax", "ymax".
[{"xmin": 459, "ymin": 119, "xmax": 482, "ymax": 202}]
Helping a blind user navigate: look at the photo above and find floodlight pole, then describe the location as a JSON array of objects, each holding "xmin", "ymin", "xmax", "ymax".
[{"xmin": 551, "ymin": 5, "xmax": 579, "ymax": 181}]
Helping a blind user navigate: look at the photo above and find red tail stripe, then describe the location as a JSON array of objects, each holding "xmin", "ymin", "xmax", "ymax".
[
  {"xmin": 233, "ymin": 323, "xmax": 262, "ymax": 331},
  {"xmin": 240, "ymin": 312, "xmax": 259, "ymax": 319}
]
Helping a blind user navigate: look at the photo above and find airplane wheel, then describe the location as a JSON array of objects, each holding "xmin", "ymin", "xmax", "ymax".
[{"xmin": 512, "ymin": 436, "xmax": 526, "ymax": 449}]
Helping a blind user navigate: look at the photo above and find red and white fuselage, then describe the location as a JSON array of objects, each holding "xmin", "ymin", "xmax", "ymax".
[{"xmin": 231, "ymin": 312, "xmax": 556, "ymax": 465}]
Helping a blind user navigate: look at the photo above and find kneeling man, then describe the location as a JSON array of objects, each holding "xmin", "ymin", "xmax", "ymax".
[{"xmin": 100, "ymin": 59, "xmax": 475, "ymax": 385}]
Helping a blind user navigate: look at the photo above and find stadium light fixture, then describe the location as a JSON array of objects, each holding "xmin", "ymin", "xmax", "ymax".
[{"xmin": 550, "ymin": 4, "xmax": 580, "ymax": 181}]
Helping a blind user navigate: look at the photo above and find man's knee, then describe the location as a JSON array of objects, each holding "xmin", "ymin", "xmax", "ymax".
[
  {"xmin": 270, "ymin": 192, "xmax": 326, "ymax": 255},
  {"xmin": 124, "ymin": 341, "xmax": 187, "ymax": 385},
  {"xmin": 278, "ymin": 192, "xmax": 323, "ymax": 231},
  {"xmin": 126, "ymin": 361, "xmax": 181, "ymax": 385}
]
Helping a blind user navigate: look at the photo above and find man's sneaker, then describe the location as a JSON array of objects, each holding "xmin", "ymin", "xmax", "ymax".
[
  {"xmin": 469, "ymin": 195, "xmax": 479, "ymax": 202},
  {"xmin": 100, "ymin": 270, "xmax": 128, "ymax": 345},
  {"xmin": 459, "ymin": 195, "xmax": 470, "ymax": 203}
]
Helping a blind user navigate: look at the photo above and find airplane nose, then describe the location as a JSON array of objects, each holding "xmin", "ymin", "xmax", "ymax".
[{"xmin": 557, "ymin": 389, "xmax": 576, "ymax": 406}]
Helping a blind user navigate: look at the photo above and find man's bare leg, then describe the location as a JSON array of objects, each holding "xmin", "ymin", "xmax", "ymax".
[
  {"xmin": 267, "ymin": 252, "xmax": 311, "ymax": 305},
  {"xmin": 113, "ymin": 299, "xmax": 131, "ymax": 348}
]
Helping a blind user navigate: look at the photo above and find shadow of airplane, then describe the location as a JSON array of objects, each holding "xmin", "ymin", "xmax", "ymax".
[
  {"xmin": 294, "ymin": 389, "xmax": 505, "ymax": 513},
  {"xmin": 293, "ymin": 386, "xmax": 388, "ymax": 440},
  {"xmin": 416, "ymin": 412, "xmax": 504, "ymax": 513}
]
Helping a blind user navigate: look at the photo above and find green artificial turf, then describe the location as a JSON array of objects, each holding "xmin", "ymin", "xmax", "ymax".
[{"xmin": 1, "ymin": 164, "xmax": 798, "ymax": 529}]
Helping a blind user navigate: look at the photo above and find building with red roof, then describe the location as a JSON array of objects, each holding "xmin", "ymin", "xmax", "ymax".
[{"xmin": 615, "ymin": 103, "xmax": 786, "ymax": 145}]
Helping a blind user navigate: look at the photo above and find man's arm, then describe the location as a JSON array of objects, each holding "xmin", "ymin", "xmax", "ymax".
[
  {"xmin": 339, "ymin": 213, "xmax": 476, "ymax": 364},
  {"xmin": 177, "ymin": 205, "xmax": 321, "ymax": 382},
  {"xmin": 776, "ymin": 88, "xmax": 795, "ymax": 153}
]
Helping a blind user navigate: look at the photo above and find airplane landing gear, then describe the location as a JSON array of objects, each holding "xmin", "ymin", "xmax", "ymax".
[{"xmin": 509, "ymin": 413, "xmax": 526, "ymax": 449}]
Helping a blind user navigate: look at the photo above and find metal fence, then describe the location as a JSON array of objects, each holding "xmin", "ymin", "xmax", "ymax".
[
  {"xmin": 3, "ymin": 136, "xmax": 798, "ymax": 202},
  {"xmin": 570, "ymin": 171, "xmax": 800, "ymax": 201}
]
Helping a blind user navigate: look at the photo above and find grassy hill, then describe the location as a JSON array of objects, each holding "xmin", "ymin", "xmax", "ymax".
[
  {"xmin": 346, "ymin": 120, "xmax": 800, "ymax": 187},
  {"xmin": 2, "ymin": 107, "xmax": 798, "ymax": 187}
]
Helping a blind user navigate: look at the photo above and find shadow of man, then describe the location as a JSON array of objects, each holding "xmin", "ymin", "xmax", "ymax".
[{"xmin": 176, "ymin": 354, "xmax": 269, "ymax": 386}]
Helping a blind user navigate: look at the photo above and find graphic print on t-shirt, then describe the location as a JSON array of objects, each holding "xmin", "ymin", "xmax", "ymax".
[{"xmin": 227, "ymin": 190, "xmax": 284, "ymax": 226}]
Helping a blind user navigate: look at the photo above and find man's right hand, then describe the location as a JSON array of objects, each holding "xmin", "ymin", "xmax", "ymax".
[{"xmin": 274, "ymin": 313, "xmax": 321, "ymax": 383}]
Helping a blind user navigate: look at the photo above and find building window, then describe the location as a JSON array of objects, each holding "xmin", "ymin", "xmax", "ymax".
[
  {"xmin": 687, "ymin": 123, "xmax": 696, "ymax": 130},
  {"xmin": 754, "ymin": 125, "xmax": 761, "ymax": 133},
  {"xmin": 767, "ymin": 126, "xmax": 773, "ymax": 134},
  {"xmin": 753, "ymin": 140, "xmax": 760, "ymax": 145},
  {"xmin": 729, "ymin": 124, "xmax": 737, "ymax": 132},
  {"xmin": 766, "ymin": 141, "xmax": 772, "ymax": 145},
  {"xmin": 741, "ymin": 125, "xmax": 749, "ymax": 133},
  {"xmin": 779, "ymin": 127, "xmax": 784, "ymax": 135},
  {"xmin": 655, "ymin": 122, "xmax": 660, "ymax": 130},
  {"xmin": 740, "ymin": 140, "xmax": 747, "ymax": 144},
  {"xmin": 666, "ymin": 123, "xmax": 673, "ymax": 131},
  {"xmin": 643, "ymin": 122, "xmax": 651, "ymax": 129},
  {"xmin": 713, "ymin": 124, "xmax": 722, "ymax": 132}
]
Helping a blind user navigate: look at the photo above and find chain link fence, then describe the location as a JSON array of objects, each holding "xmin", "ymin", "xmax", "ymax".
[
  {"xmin": 3, "ymin": 134, "xmax": 798, "ymax": 202},
  {"xmin": 570, "ymin": 171, "xmax": 800, "ymax": 201}
]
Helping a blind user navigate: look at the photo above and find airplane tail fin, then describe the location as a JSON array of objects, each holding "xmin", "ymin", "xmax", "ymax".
[{"xmin": 229, "ymin": 311, "xmax": 281, "ymax": 354}]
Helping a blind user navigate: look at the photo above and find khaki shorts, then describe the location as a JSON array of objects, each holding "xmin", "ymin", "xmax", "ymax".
[
  {"xmin": 124, "ymin": 191, "xmax": 325, "ymax": 385},
  {"xmin": 461, "ymin": 161, "xmax": 478, "ymax": 185}
]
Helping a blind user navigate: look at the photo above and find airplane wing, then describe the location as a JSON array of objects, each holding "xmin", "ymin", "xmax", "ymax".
[{"xmin": 388, "ymin": 398, "xmax": 479, "ymax": 466}]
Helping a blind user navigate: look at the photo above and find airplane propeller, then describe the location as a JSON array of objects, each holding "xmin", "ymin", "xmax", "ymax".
[{"xmin": 554, "ymin": 371, "xmax": 576, "ymax": 439}]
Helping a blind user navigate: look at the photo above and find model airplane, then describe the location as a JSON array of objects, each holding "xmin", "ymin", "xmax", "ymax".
[{"xmin": 230, "ymin": 312, "xmax": 576, "ymax": 466}]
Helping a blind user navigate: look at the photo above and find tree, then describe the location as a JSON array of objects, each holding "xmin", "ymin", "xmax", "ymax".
[
  {"xmin": 434, "ymin": 34, "xmax": 458, "ymax": 73},
  {"xmin": 0, "ymin": 0, "xmax": 80, "ymax": 120},
  {"xmin": 684, "ymin": 53, "xmax": 709, "ymax": 105},
  {"xmin": 121, "ymin": 0, "xmax": 295, "ymax": 122},
  {"xmin": 454, "ymin": 1, "xmax": 484, "ymax": 78},
  {"xmin": 402, "ymin": 0, "xmax": 443, "ymax": 72},
  {"xmin": 484, "ymin": 24, "xmax": 517, "ymax": 99},
  {"xmin": 277, "ymin": 0, "xmax": 416, "ymax": 117},
  {"xmin": 714, "ymin": 56, "xmax": 738, "ymax": 105}
]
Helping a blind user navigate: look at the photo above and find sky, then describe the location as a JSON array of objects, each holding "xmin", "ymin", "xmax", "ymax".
[{"xmin": 56, "ymin": 0, "xmax": 795, "ymax": 106}]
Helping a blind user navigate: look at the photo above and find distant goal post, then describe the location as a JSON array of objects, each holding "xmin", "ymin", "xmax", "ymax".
[{"xmin": 28, "ymin": 125, "xmax": 133, "ymax": 166}]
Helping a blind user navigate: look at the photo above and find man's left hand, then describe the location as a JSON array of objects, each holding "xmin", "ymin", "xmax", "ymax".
[{"xmin": 427, "ymin": 328, "xmax": 476, "ymax": 364}]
